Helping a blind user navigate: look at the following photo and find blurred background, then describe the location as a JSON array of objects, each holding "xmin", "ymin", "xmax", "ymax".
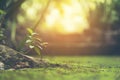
[{"xmin": 0, "ymin": 0, "xmax": 120, "ymax": 56}]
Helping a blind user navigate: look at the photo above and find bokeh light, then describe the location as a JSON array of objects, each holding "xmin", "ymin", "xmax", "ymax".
[{"xmin": 18, "ymin": 0, "xmax": 107, "ymax": 34}]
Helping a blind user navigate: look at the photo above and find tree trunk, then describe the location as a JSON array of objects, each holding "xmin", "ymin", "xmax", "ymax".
[{"xmin": 0, "ymin": 45, "xmax": 42, "ymax": 69}]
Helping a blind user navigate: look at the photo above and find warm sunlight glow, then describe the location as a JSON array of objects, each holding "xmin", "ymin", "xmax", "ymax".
[
  {"xmin": 26, "ymin": 8, "xmax": 36, "ymax": 19},
  {"xmin": 45, "ymin": 1, "xmax": 89, "ymax": 34},
  {"xmin": 46, "ymin": 9, "xmax": 60, "ymax": 28},
  {"xmin": 21, "ymin": 1, "xmax": 42, "ymax": 20},
  {"xmin": 20, "ymin": 0, "xmax": 108, "ymax": 34}
]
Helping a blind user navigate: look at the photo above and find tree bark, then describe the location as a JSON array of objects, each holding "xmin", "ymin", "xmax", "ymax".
[{"xmin": 0, "ymin": 44, "xmax": 41, "ymax": 69}]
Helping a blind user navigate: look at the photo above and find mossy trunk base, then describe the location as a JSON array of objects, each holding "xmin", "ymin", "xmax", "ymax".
[{"xmin": 0, "ymin": 45, "xmax": 53, "ymax": 70}]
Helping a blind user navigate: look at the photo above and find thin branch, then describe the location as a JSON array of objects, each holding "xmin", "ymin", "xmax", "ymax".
[{"xmin": 33, "ymin": 0, "xmax": 51, "ymax": 31}]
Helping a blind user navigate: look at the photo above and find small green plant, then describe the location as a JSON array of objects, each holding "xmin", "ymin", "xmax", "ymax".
[{"xmin": 26, "ymin": 28, "xmax": 48, "ymax": 59}]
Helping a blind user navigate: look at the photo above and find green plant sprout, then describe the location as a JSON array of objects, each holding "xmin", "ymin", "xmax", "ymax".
[{"xmin": 26, "ymin": 28, "xmax": 48, "ymax": 59}]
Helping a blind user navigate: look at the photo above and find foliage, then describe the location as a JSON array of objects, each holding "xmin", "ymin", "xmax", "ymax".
[
  {"xmin": 0, "ymin": 9, "xmax": 6, "ymax": 43},
  {"xmin": 88, "ymin": 0, "xmax": 117, "ymax": 28},
  {"xmin": 0, "ymin": 10, "xmax": 6, "ymax": 15},
  {"xmin": 0, "ymin": 56, "xmax": 120, "ymax": 80},
  {"xmin": 0, "ymin": 28, "xmax": 5, "ymax": 41},
  {"xmin": 0, "ymin": 0, "xmax": 25, "ymax": 47},
  {"xmin": 26, "ymin": 28, "xmax": 48, "ymax": 59}
]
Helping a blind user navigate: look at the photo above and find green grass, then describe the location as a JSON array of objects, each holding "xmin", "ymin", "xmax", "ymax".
[{"xmin": 0, "ymin": 56, "xmax": 120, "ymax": 80}]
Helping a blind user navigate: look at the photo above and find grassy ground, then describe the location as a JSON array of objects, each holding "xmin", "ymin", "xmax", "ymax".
[{"xmin": 0, "ymin": 56, "xmax": 120, "ymax": 80}]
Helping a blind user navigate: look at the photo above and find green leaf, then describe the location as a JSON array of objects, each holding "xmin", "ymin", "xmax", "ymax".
[
  {"xmin": 41, "ymin": 42, "xmax": 48, "ymax": 47},
  {"xmin": 31, "ymin": 32, "xmax": 37, "ymax": 36},
  {"xmin": 37, "ymin": 45, "xmax": 43, "ymax": 50},
  {"xmin": 0, "ymin": 9, "xmax": 6, "ymax": 15},
  {"xmin": 42, "ymin": 42, "xmax": 48, "ymax": 45},
  {"xmin": 34, "ymin": 46, "xmax": 41, "ymax": 55},
  {"xmin": 27, "ymin": 28, "xmax": 33, "ymax": 35},
  {"xmin": 28, "ymin": 35, "xmax": 32, "ymax": 38},
  {"xmin": 0, "ymin": 33, "xmax": 3, "ymax": 37},
  {"xmin": 29, "ymin": 45, "xmax": 34, "ymax": 49},
  {"xmin": 26, "ymin": 39, "xmax": 32, "ymax": 43},
  {"xmin": 35, "ymin": 38, "xmax": 42, "ymax": 42}
]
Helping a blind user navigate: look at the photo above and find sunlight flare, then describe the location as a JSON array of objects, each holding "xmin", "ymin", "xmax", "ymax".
[{"xmin": 45, "ymin": 0, "xmax": 89, "ymax": 34}]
